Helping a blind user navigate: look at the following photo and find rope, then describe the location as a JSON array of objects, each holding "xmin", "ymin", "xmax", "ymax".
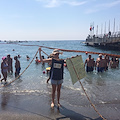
[
  {"xmin": 0, "ymin": 48, "xmax": 55, "ymax": 120},
  {"xmin": 41, "ymin": 49, "xmax": 49, "ymax": 57},
  {"xmin": 3, "ymin": 43, "xmax": 120, "ymax": 58},
  {"xmin": 0, "ymin": 43, "xmax": 113, "ymax": 119},
  {"xmin": 39, "ymin": 48, "xmax": 107, "ymax": 119},
  {"xmin": 69, "ymin": 58, "xmax": 107, "ymax": 120},
  {"xmin": 0, "ymin": 49, "xmax": 39, "ymax": 88},
  {"xmin": 38, "ymin": 45, "xmax": 120, "ymax": 58}
]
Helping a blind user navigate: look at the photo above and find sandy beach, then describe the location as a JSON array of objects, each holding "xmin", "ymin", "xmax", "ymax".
[{"xmin": 0, "ymin": 92, "xmax": 119, "ymax": 120}]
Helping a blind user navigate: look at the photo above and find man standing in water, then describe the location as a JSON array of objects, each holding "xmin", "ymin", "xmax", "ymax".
[
  {"xmin": 96, "ymin": 54, "xmax": 105, "ymax": 72},
  {"xmin": 7, "ymin": 54, "xmax": 13, "ymax": 74},
  {"xmin": 39, "ymin": 48, "xmax": 64, "ymax": 108},
  {"xmin": 103, "ymin": 55, "xmax": 110, "ymax": 71},
  {"xmin": 14, "ymin": 56, "xmax": 21, "ymax": 77},
  {"xmin": 84, "ymin": 54, "xmax": 94, "ymax": 72}
]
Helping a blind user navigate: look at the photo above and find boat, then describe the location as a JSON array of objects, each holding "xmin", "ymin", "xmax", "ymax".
[
  {"xmin": 85, "ymin": 31, "xmax": 120, "ymax": 50},
  {"xmin": 85, "ymin": 19, "xmax": 120, "ymax": 50}
]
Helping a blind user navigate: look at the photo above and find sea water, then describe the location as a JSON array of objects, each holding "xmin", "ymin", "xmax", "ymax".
[{"xmin": 0, "ymin": 40, "xmax": 120, "ymax": 110}]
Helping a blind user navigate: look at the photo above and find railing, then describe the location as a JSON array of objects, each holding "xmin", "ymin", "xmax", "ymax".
[{"xmin": 86, "ymin": 31, "xmax": 120, "ymax": 43}]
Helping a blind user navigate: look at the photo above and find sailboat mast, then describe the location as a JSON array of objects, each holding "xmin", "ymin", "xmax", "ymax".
[
  {"xmin": 113, "ymin": 18, "xmax": 115, "ymax": 33},
  {"xmin": 101, "ymin": 23, "xmax": 103, "ymax": 37},
  {"xmin": 93, "ymin": 22, "xmax": 94, "ymax": 35},
  {"xmin": 108, "ymin": 20, "xmax": 110, "ymax": 32},
  {"xmin": 96, "ymin": 25, "xmax": 98, "ymax": 36},
  {"xmin": 104, "ymin": 22, "xmax": 106, "ymax": 34}
]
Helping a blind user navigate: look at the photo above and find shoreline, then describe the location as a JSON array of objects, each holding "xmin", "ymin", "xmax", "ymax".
[
  {"xmin": 0, "ymin": 41, "xmax": 120, "ymax": 120},
  {"xmin": 0, "ymin": 92, "xmax": 119, "ymax": 120}
]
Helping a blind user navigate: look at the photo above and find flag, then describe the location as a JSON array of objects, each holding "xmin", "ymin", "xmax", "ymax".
[
  {"xmin": 66, "ymin": 55, "xmax": 86, "ymax": 85},
  {"xmin": 90, "ymin": 27, "xmax": 92, "ymax": 31}
]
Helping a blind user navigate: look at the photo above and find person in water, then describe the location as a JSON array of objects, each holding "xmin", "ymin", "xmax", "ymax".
[
  {"xmin": 35, "ymin": 57, "xmax": 40, "ymax": 64},
  {"xmin": 18, "ymin": 55, "xmax": 21, "ymax": 58},
  {"xmin": 96, "ymin": 54, "xmax": 105, "ymax": 72},
  {"xmin": 84, "ymin": 54, "xmax": 94, "ymax": 72},
  {"xmin": 110, "ymin": 57, "xmax": 118, "ymax": 69},
  {"xmin": 14, "ymin": 56, "xmax": 21, "ymax": 77},
  {"xmin": 116, "ymin": 58, "xmax": 119, "ymax": 67},
  {"xmin": 1, "ymin": 57, "xmax": 8, "ymax": 83},
  {"xmin": 7, "ymin": 54, "xmax": 13, "ymax": 74},
  {"xmin": 39, "ymin": 48, "xmax": 64, "ymax": 108},
  {"xmin": 26, "ymin": 55, "xmax": 30, "ymax": 61}
]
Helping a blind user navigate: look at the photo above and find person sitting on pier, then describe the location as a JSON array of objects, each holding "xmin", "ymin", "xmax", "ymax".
[
  {"xmin": 84, "ymin": 54, "xmax": 94, "ymax": 72},
  {"xmin": 96, "ymin": 54, "xmax": 105, "ymax": 72}
]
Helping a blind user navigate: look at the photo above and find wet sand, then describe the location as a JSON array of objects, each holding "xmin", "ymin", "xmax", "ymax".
[{"xmin": 0, "ymin": 92, "xmax": 119, "ymax": 120}]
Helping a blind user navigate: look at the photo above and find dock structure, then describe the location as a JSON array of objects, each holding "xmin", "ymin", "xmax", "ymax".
[{"xmin": 85, "ymin": 31, "xmax": 120, "ymax": 50}]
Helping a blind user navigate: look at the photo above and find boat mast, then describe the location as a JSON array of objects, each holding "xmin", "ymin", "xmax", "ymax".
[
  {"xmin": 101, "ymin": 23, "xmax": 103, "ymax": 37},
  {"xmin": 93, "ymin": 22, "xmax": 94, "ymax": 35},
  {"xmin": 104, "ymin": 22, "xmax": 106, "ymax": 34},
  {"xmin": 108, "ymin": 20, "xmax": 110, "ymax": 32},
  {"xmin": 113, "ymin": 18, "xmax": 115, "ymax": 33},
  {"xmin": 96, "ymin": 25, "xmax": 98, "ymax": 36},
  {"xmin": 90, "ymin": 23, "xmax": 92, "ymax": 36}
]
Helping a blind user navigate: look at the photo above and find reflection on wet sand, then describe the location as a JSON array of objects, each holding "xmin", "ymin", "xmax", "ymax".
[{"xmin": 1, "ymin": 92, "xmax": 10, "ymax": 110}]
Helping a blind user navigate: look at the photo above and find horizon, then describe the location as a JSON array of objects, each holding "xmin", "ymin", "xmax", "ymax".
[
  {"xmin": 0, "ymin": 0, "xmax": 120, "ymax": 41},
  {"xmin": 0, "ymin": 39, "xmax": 85, "ymax": 42}
]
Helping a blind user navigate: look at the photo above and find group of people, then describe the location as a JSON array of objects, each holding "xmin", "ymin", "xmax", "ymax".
[
  {"xmin": 35, "ymin": 56, "xmax": 45, "ymax": 64},
  {"xmin": 0, "ymin": 54, "xmax": 21, "ymax": 84},
  {"xmin": 84, "ymin": 54, "xmax": 119, "ymax": 73},
  {"xmin": 1, "ymin": 48, "xmax": 119, "ymax": 110},
  {"xmin": 39, "ymin": 48, "xmax": 119, "ymax": 109},
  {"xmin": 0, "ymin": 48, "xmax": 64, "ymax": 109}
]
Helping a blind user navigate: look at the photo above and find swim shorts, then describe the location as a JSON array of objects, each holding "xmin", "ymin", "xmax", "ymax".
[
  {"xmin": 97, "ymin": 67, "xmax": 105, "ymax": 72},
  {"xmin": 51, "ymin": 79, "xmax": 63, "ymax": 85},
  {"xmin": 86, "ymin": 66, "xmax": 93, "ymax": 72},
  {"xmin": 16, "ymin": 67, "xmax": 21, "ymax": 75}
]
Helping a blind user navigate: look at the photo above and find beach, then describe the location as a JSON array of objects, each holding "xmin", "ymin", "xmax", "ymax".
[
  {"xmin": 0, "ymin": 41, "xmax": 120, "ymax": 120},
  {"xmin": 0, "ymin": 91, "xmax": 119, "ymax": 120}
]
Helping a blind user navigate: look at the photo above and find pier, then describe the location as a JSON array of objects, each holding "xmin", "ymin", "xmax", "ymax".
[{"xmin": 85, "ymin": 31, "xmax": 120, "ymax": 50}]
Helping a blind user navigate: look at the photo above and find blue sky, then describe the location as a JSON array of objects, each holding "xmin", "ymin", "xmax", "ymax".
[{"xmin": 0, "ymin": 0, "xmax": 120, "ymax": 41}]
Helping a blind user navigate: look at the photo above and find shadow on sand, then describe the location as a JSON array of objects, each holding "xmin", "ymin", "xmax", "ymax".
[{"xmin": 56, "ymin": 105, "xmax": 103, "ymax": 120}]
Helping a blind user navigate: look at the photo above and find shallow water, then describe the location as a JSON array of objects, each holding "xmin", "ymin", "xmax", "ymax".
[{"xmin": 0, "ymin": 40, "xmax": 120, "ymax": 118}]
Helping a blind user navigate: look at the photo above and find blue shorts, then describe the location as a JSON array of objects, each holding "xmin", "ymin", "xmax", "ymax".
[
  {"xmin": 51, "ymin": 79, "xmax": 63, "ymax": 85},
  {"xmin": 86, "ymin": 66, "xmax": 93, "ymax": 72},
  {"xmin": 97, "ymin": 67, "xmax": 105, "ymax": 72},
  {"xmin": 16, "ymin": 67, "xmax": 21, "ymax": 75}
]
